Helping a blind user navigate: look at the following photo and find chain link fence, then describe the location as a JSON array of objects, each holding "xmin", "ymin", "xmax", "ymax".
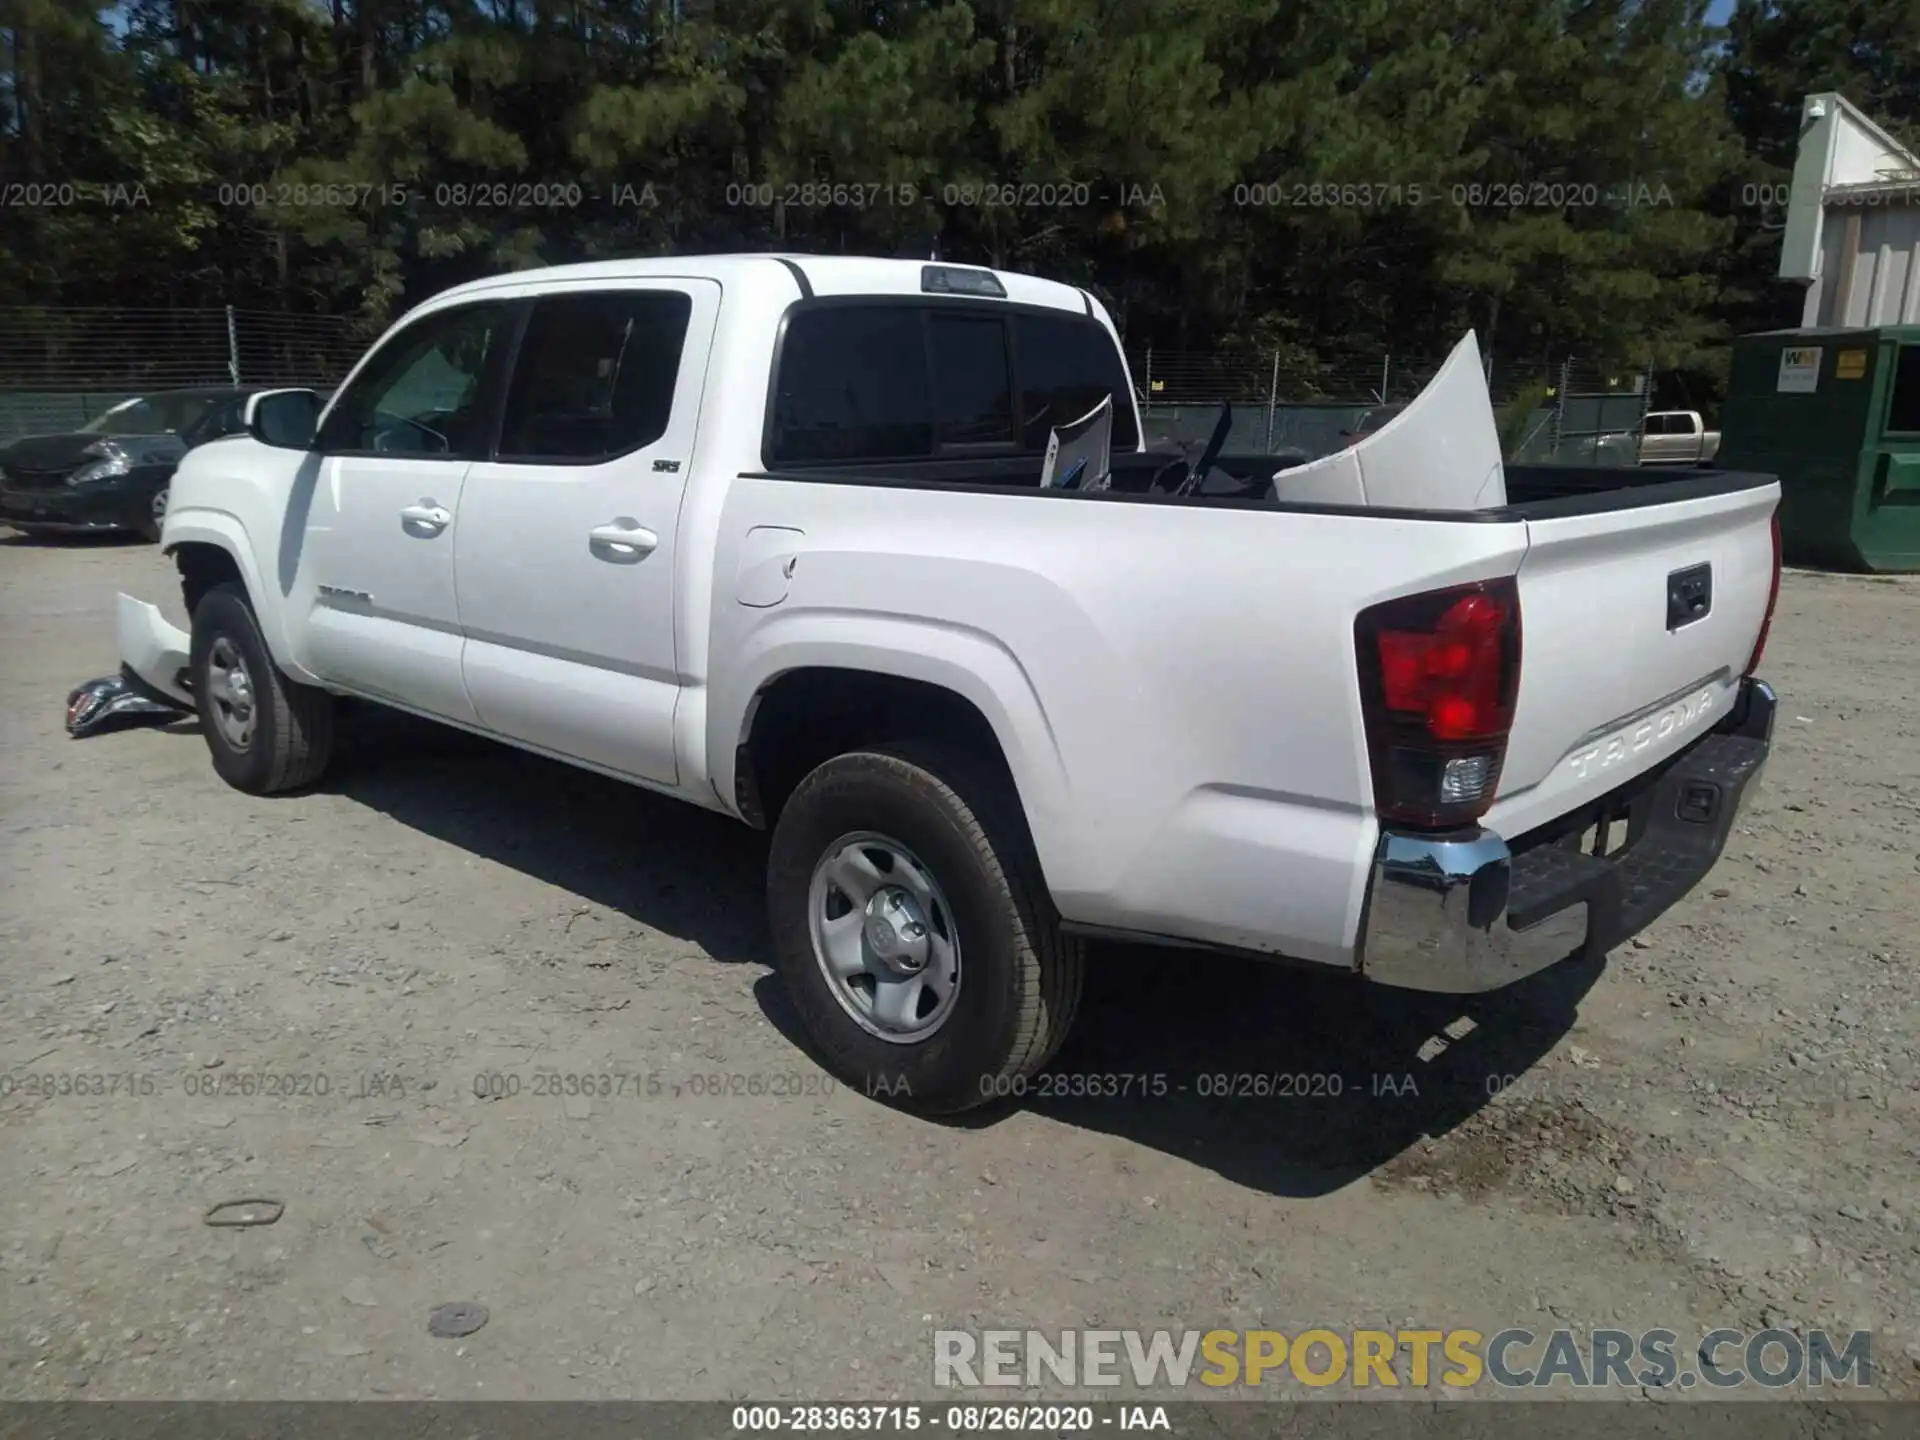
[
  {"xmin": 1127, "ymin": 348, "xmax": 1655, "ymax": 465},
  {"xmin": 0, "ymin": 307, "xmax": 372, "ymax": 441}
]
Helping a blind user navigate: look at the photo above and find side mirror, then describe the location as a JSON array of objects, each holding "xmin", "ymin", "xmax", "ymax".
[{"xmin": 245, "ymin": 389, "xmax": 321, "ymax": 450}]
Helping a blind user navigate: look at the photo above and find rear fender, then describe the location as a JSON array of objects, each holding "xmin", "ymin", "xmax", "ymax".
[{"xmin": 711, "ymin": 614, "xmax": 1072, "ymax": 879}]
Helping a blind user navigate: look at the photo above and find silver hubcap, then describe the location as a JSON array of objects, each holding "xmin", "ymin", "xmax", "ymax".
[
  {"xmin": 151, "ymin": 488, "xmax": 168, "ymax": 524},
  {"xmin": 204, "ymin": 636, "xmax": 256, "ymax": 749},
  {"xmin": 808, "ymin": 832, "xmax": 961, "ymax": 1043}
]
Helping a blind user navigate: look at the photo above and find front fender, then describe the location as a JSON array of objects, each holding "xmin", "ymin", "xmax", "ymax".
[
  {"xmin": 163, "ymin": 509, "xmax": 316, "ymax": 684},
  {"xmin": 709, "ymin": 612, "xmax": 1075, "ymax": 882}
]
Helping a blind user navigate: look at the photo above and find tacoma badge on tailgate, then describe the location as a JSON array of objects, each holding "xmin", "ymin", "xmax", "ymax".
[{"xmin": 1567, "ymin": 689, "xmax": 1715, "ymax": 781}]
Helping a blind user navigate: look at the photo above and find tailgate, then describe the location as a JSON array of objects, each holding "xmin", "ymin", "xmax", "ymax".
[{"xmin": 1484, "ymin": 476, "xmax": 1780, "ymax": 839}]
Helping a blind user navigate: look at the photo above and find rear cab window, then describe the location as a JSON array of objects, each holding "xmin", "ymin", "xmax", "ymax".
[
  {"xmin": 768, "ymin": 308, "xmax": 933, "ymax": 464},
  {"xmin": 767, "ymin": 299, "xmax": 1137, "ymax": 470}
]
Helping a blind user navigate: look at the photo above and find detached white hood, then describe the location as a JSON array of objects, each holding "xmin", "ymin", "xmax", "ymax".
[{"xmin": 1273, "ymin": 330, "xmax": 1506, "ymax": 511}]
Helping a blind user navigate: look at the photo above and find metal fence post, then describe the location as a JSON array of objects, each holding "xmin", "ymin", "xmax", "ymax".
[
  {"xmin": 1266, "ymin": 349, "xmax": 1279, "ymax": 451},
  {"xmin": 1550, "ymin": 356, "xmax": 1571, "ymax": 459},
  {"xmin": 226, "ymin": 306, "xmax": 240, "ymax": 385},
  {"xmin": 1379, "ymin": 355, "xmax": 1390, "ymax": 403}
]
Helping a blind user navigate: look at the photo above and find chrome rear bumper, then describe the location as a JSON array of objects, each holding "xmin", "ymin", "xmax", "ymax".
[{"xmin": 1357, "ymin": 677, "xmax": 1776, "ymax": 993}]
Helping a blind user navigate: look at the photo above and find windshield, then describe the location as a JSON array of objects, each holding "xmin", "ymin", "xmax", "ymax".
[{"xmin": 81, "ymin": 393, "xmax": 219, "ymax": 437}]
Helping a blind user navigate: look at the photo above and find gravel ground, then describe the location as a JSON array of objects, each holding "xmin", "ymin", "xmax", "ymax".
[{"xmin": 2, "ymin": 531, "xmax": 1918, "ymax": 1403}]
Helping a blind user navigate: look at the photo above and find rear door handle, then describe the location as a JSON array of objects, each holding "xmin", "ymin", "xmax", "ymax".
[
  {"xmin": 399, "ymin": 501, "xmax": 451, "ymax": 532},
  {"xmin": 589, "ymin": 520, "xmax": 659, "ymax": 559}
]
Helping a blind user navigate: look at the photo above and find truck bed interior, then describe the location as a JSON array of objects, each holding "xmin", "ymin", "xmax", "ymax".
[{"xmin": 757, "ymin": 450, "xmax": 1773, "ymax": 522}]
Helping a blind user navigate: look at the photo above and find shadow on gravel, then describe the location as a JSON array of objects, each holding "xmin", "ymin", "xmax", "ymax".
[
  {"xmin": 318, "ymin": 705, "xmax": 1598, "ymax": 1197},
  {"xmin": 322, "ymin": 705, "xmax": 770, "ymax": 965},
  {"xmin": 1014, "ymin": 942, "xmax": 1602, "ymax": 1197},
  {"xmin": 754, "ymin": 943, "xmax": 1600, "ymax": 1197}
]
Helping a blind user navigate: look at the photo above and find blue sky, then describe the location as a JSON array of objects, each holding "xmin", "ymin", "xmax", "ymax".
[{"xmin": 1708, "ymin": 0, "xmax": 1738, "ymax": 22}]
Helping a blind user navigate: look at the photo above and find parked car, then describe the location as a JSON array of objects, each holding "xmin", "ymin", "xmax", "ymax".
[
  {"xmin": 118, "ymin": 255, "xmax": 1781, "ymax": 1114},
  {"xmin": 0, "ymin": 386, "xmax": 279, "ymax": 541},
  {"xmin": 1639, "ymin": 410, "xmax": 1721, "ymax": 466}
]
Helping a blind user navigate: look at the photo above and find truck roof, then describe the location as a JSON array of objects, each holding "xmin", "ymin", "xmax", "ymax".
[{"xmin": 432, "ymin": 253, "xmax": 1095, "ymax": 315}]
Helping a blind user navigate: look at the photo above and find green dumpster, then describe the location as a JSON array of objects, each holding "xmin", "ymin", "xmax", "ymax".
[{"xmin": 1720, "ymin": 326, "xmax": 1920, "ymax": 572}]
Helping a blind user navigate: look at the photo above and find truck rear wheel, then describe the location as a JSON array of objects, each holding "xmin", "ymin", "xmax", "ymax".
[
  {"xmin": 766, "ymin": 743, "xmax": 1083, "ymax": 1115},
  {"xmin": 189, "ymin": 581, "xmax": 334, "ymax": 795}
]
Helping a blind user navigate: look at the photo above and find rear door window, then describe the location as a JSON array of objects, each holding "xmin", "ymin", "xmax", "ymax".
[{"xmin": 498, "ymin": 291, "xmax": 693, "ymax": 462}]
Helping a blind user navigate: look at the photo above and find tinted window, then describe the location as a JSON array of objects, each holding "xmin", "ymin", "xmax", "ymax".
[
  {"xmin": 82, "ymin": 392, "xmax": 219, "ymax": 437},
  {"xmin": 498, "ymin": 291, "xmax": 693, "ymax": 461},
  {"xmin": 182, "ymin": 397, "xmax": 244, "ymax": 445},
  {"xmin": 770, "ymin": 308, "xmax": 934, "ymax": 464},
  {"xmin": 1887, "ymin": 348, "xmax": 1920, "ymax": 433},
  {"xmin": 1013, "ymin": 313, "xmax": 1139, "ymax": 450},
  {"xmin": 930, "ymin": 313, "xmax": 1015, "ymax": 445},
  {"xmin": 319, "ymin": 302, "xmax": 512, "ymax": 458}
]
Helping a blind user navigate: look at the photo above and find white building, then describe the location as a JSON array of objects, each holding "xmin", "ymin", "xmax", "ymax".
[{"xmin": 1780, "ymin": 92, "xmax": 1920, "ymax": 327}]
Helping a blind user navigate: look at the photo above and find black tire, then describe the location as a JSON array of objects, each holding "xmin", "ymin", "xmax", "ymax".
[
  {"xmin": 766, "ymin": 742, "xmax": 1084, "ymax": 1115},
  {"xmin": 189, "ymin": 581, "xmax": 334, "ymax": 794}
]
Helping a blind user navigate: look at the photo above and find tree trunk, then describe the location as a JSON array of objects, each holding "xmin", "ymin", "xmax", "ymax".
[
  {"xmin": 16, "ymin": 5, "xmax": 43, "ymax": 176},
  {"xmin": 358, "ymin": 0, "xmax": 377, "ymax": 100}
]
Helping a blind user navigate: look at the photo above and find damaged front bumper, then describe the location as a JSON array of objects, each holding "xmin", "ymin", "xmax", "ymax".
[{"xmin": 116, "ymin": 592, "xmax": 195, "ymax": 708}]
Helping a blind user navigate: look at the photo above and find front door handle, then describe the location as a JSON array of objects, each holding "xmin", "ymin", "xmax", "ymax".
[
  {"xmin": 589, "ymin": 520, "xmax": 659, "ymax": 559},
  {"xmin": 399, "ymin": 500, "xmax": 451, "ymax": 533}
]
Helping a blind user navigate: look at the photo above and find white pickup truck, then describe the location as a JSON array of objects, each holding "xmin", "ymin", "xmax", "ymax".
[
  {"xmin": 117, "ymin": 254, "xmax": 1781, "ymax": 1114},
  {"xmin": 1639, "ymin": 410, "xmax": 1722, "ymax": 466}
]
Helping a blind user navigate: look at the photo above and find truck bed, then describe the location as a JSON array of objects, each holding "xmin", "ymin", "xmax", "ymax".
[
  {"xmin": 757, "ymin": 454, "xmax": 1773, "ymax": 524},
  {"xmin": 747, "ymin": 450, "xmax": 1779, "ymax": 835}
]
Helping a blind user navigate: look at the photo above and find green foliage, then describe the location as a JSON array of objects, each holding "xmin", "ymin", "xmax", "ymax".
[
  {"xmin": 0, "ymin": 0, "xmax": 1899, "ymax": 394},
  {"xmin": 1497, "ymin": 380, "xmax": 1556, "ymax": 457}
]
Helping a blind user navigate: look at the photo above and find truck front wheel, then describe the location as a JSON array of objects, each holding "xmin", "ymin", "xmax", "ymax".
[
  {"xmin": 189, "ymin": 581, "xmax": 334, "ymax": 795},
  {"xmin": 766, "ymin": 743, "xmax": 1084, "ymax": 1114}
]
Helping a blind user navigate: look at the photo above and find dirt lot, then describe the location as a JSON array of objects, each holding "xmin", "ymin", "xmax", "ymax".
[{"xmin": 2, "ymin": 530, "xmax": 1918, "ymax": 1404}]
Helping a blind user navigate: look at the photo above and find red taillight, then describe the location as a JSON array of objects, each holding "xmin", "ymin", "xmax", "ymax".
[
  {"xmin": 1356, "ymin": 578, "xmax": 1522, "ymax": 830},
  {"xmin": 1745, "ymin": 509, "xmax": 1782, "ymax": 677}
]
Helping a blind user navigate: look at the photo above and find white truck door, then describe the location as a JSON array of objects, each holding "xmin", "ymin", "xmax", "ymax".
[
  {"xmin": 301, "ymin": 298, "xmax": 519, "ymax": 722},
  {"xmin": 454, "ymin": 280, "xmax": 720, "ymax": 787}
]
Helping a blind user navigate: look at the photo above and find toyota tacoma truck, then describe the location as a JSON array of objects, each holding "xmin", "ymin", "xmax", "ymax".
[
  {"xmin": 116, "ymin": 254, "xmax": 1781, "ymax": 1114},
  {"xmin": 1639, "ymin": 410, "xmax": 1722, "ymax": 467}
]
